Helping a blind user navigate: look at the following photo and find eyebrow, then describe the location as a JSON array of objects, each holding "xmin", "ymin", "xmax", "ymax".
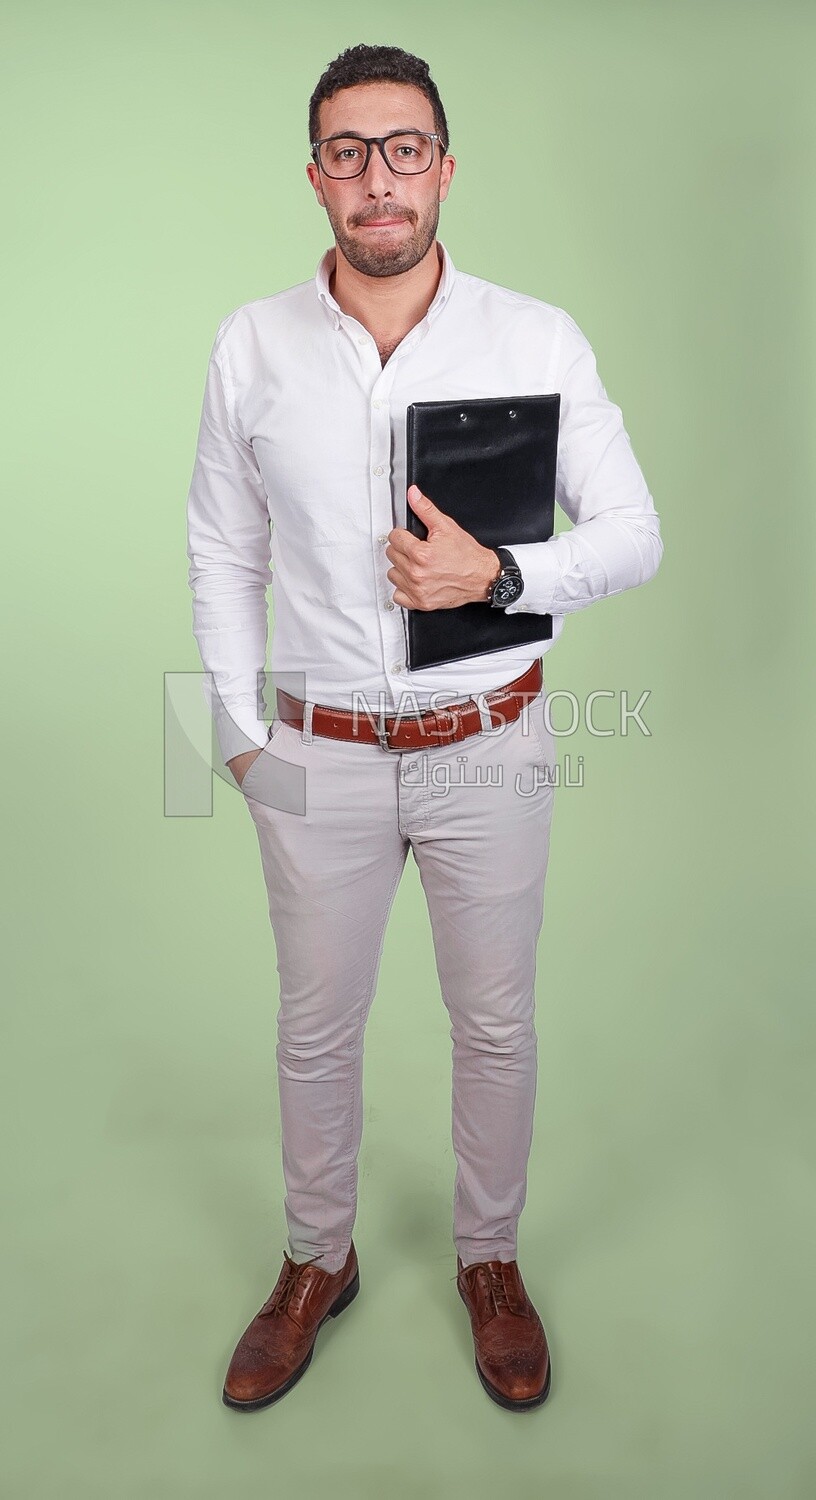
[{"xmin": 319, "ymin": 127, "xmax": 427, "ymax": 140}]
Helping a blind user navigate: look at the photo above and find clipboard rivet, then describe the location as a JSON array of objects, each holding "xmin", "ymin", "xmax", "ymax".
[
  {"xmin": 509, "ymin": 409, "xmax": 517, "ymax": 418},
  {"xmin": 459, "ymin": 412, "xmax": 468, "ymax": 421}
]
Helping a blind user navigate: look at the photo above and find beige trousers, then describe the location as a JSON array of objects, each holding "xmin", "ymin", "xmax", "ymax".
[{"xmin": 241, "ymin": 676, "xmax": 557, "ymax": 1273}]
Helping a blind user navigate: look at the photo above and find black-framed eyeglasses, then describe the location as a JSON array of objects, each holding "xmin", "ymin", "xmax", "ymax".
[{"xmin": 310, "ymin": 130, "xmax": 445, "ymax": 180}]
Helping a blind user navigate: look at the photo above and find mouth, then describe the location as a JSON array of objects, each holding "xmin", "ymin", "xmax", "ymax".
[{"xmin": 357, "ymin": 218, "xmax": 409, "ymax": 229}]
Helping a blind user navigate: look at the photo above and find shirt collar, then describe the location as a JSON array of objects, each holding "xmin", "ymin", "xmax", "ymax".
[{"xmin": 315, "ymin": 238, "xmax": 456, "ymax": 331}]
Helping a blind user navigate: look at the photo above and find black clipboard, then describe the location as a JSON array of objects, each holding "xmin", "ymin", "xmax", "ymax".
[{"xmin": 403, "ymin": 393, "xmax": 560, "ymax": 670}]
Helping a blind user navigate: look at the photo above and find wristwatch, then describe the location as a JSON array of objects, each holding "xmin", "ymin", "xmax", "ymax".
[{"xmin": 486, "ymin": 547, "xmax": 524, "ymax": 608}]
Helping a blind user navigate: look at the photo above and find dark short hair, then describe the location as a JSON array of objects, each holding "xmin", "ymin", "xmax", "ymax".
[{"xmin": 308, "ymin": 43, "xmax": 450, "ymax": 156}]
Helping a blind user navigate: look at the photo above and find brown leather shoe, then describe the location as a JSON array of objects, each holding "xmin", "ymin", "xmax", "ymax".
[
  {"xmin": 222, "ymin": 1243, "xmax": 359, "ymax": 1411},
  {"xmin": 456, "ymin": 1255, "xmax": 551, "ymax": 1410}
]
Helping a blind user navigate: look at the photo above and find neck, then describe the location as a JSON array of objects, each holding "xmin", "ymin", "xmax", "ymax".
[{"xmin": 328, "ymin": 241, "xmax": 442, "ymax": 337}]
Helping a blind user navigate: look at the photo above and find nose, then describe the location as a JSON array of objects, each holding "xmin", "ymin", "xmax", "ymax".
[{"xmin": 361, "ymin": 144, "xmax": 395, "ymax": 198}]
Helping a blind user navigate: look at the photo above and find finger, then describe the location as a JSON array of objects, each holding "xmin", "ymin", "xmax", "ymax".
[
  {"xmin": 407, "ymin": 484, "xmax": 446, "ymax": 522},
  {"xmin": 388, "ymin": 528, "xmax": 425, "ymax": 560}
]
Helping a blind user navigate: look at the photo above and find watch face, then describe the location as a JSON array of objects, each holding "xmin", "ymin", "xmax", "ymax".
[{"xmin": 493, "ymin": 574, "xmax": 523, "ymax": 605}]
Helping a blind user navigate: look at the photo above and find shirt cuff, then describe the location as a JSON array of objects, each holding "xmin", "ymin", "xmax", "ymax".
[
  {"xmin": 497, "ymin": 541, "xmax": 560, "ymax": 614},
  {"xmin": 211, "ymin": 701, "xmax": 271, "ymax": 767}
]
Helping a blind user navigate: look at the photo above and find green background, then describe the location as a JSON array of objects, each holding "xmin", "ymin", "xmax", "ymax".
[{"xmin": 3, "ymin": 2, "xmax": 814, "ymax": 1495}]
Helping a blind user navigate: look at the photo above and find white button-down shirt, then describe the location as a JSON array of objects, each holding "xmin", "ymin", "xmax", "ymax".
[{"xmin": 186, "ymin": 239, "xmax": 663, "ymax": 765}]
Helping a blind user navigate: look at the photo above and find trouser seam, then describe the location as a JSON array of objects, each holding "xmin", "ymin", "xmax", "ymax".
[{"xmin": 344, "ymin": 841, "xmax": 409, "ymax": 1241}]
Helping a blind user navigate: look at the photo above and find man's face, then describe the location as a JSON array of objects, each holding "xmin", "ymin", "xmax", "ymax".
[{"xmin": 306, "ymin": 81, "xmax": 455, "ymax": 279}]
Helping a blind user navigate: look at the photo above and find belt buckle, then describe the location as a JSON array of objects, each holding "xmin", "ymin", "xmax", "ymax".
[
  {"xmin": 376, "ymin": 704, "xmax": 459, "ymax": 752},
  {"xmin": 376, "ymin": 706, "xmax": 405, "ymax": 753}
]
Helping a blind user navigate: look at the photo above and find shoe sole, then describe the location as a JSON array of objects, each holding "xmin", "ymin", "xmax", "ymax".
[
  {"xmin": 474, "ymin": 1351, "xmax": 552, "ymax": 1411},
  {"xmin": 221, "ymin": 1266, "xmax": 360, "ymax": 1412}
]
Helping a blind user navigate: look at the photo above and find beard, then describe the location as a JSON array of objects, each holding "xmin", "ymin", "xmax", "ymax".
[{"xmin": 325, "ymin": 197, "xmax": 441, "ymax": 279}]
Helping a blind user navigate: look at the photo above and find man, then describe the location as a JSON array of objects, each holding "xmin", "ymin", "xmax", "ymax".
[{"xmin": 185, "ymin": 43, "xmax": 663, "ymax": 1414}]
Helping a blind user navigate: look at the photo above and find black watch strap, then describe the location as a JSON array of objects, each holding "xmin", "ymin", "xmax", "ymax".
[
  {"xmin": 495, "ymin": 547, "xmax": 520, "ymax": 574},
  {"xmin": 487, "ymin": 547, "xmax": 524, "ymax": 607}
]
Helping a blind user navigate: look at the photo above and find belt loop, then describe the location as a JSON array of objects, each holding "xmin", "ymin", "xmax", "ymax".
[{"xmin": 301, "ymin": 700, "xmax": 315, "ymax": 745}]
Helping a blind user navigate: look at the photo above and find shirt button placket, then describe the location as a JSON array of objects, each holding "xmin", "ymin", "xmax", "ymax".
[{"xmin": 369, "ymin": 386, "xmax": 397, "ymax": 628}]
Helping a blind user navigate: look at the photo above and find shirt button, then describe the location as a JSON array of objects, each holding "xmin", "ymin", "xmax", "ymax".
[
  {"xmin": 357, "ymin": 336, "xmax": 367, "ymax": 345},
  {"xmin": 373, "ymin": 399, "xmax": 382, "ymax": 408},
  {"xmin": 373, "ymin": 465, "xmax": 384, "ymax": 476},
  {"xmin": 378, "ymin": 534, "xmax": 388, "ymax": 544},
  {"xmin": 392, "ymin": 662, "xmax": 403, "ymax": 674},
  {"xmin": 385, "ymin": 600, "xmax": 395, "ymax": 610}
]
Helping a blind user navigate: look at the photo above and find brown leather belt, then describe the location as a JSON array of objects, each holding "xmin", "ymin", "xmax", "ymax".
[{"xmin": 274, "ymin": 658, "xmax": 543, "ymax": 753}]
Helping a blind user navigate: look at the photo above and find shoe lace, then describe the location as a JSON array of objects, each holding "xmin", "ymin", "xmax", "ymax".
[
  {"xmin": 260, "ymin": 1250, "xmax": 324, "ymax": 1318},
  {"xmin": 452, "ymin": 1260, "xmax": 517, "ymax": 1317}
]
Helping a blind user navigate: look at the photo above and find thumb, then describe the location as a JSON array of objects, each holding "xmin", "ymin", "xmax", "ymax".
[{"xmin": 407, "ymin": 484, "xmax": 444, "ymax": 525}]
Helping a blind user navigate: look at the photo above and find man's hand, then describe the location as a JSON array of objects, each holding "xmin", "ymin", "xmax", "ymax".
[
  {"xmin": 386, "ymin": 486, "xmax": 502, "ymax": 610},
  {"xmin": 227, "ymin": 746, "xmax": 264, "ymax": 787}
]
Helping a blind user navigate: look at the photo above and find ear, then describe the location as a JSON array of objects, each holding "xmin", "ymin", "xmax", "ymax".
[
  {"xmin": 438, "ymin": 153, "xmax": 456, "ymax": 204},
  {"xmin": 306, "ymin": 161, "xmax": 325, "ymax": 207}
]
